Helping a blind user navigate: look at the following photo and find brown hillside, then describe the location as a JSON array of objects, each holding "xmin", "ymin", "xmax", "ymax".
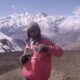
[{"xmin": 0, "ymin": 50, "xmax": 80, "ymax": 80}]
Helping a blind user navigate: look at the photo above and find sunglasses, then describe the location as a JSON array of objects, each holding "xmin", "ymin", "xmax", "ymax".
[{"xmin": 28, "ymin": 30, "xmax": 37, "ymax": 33}]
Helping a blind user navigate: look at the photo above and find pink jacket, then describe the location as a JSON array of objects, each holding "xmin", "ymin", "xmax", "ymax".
[{"xmin": 23, "ymin": 37, "xmax": 63, "ymax": 80}]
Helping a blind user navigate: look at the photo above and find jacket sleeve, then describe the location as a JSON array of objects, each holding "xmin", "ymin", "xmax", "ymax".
[{"xmin": 48, "ymin": 42, "xmax": 63, "ymax": 57}]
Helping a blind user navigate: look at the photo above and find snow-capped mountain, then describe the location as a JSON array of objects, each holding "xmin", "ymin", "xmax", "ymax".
[
  {"xmin": 0, "ymin": 32, "xmax": 22, "ymax": 52},
  {"xmin": 0, "ymin": 12, "xmax": 65, "ymax": 37},
  {"xmin": 0, "ymin": 12, "xmax": 80, "ymax": 49}
]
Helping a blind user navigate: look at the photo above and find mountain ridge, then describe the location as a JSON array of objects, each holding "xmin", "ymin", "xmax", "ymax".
[
  {"xmin": 0, "ymin": 12, "xmax": 80, "ymax": 50},
  {"xmin": 0, "ymin": 32, "xmax": 22, "ymax": 52}
]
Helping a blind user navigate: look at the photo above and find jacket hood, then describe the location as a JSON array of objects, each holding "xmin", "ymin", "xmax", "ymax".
[{"xmin": 27, "ymin": 21, "xmax": 41, "ymax": 42}]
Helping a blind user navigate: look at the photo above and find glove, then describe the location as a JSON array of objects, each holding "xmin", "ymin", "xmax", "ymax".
[
  {"xmin": 20, "ymin": 54, "xmax": 32, "ymax": 65},
  {"xmin": 35, "ymin": 44, "xmax": 48, "ymax": 53}
]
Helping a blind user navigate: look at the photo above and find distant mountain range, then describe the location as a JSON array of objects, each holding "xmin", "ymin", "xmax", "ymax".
[
  {"xmin": 0, "ymin": 12, "xmax": 80, "ymax": 50},
  {"xmin": 0, "ymin": 32, "xmax": 22, "ymax": 52}
]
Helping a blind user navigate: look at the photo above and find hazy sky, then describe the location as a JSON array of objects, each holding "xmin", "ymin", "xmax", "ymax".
[{"xmin": 0, "ymin": 0, "xmax": 80, "ymax": 17}]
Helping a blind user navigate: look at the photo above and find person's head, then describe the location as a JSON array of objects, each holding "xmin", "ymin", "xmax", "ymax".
[{"xmin": 27, "ymin": 21, "xmax": 41, "ymax": 40}]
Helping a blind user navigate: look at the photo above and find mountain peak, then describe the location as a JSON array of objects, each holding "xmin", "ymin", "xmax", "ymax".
[
  {"xmin": 0, "ymin": 12, "xmax": 80, "ymax": 49},
  {"xmin": 0, "ymin": 32, "xmax": 22, "ymax": 52}
]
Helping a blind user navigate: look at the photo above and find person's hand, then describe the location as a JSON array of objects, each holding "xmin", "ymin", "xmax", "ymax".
[
  {"xmin": 35, "ymin": 44, "xmax": 48, "ymax": 53},
  {"xmin": 20, "ymin": 54, "xmax": 32, "ymax": 65}
]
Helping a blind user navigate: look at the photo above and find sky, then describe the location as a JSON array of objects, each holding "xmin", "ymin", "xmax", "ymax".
[{"xmin": 0, "ymin": 0, "xmax": 80, "ymax": 17}]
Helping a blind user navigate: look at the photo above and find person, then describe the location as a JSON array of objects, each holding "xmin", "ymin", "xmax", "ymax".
[{"xmin": 20, "ymin": 21, "xmax": 63, "ymax": 80}]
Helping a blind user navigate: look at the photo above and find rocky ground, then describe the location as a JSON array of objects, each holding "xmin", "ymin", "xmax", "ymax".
[{"xmin": 0, "ymin": 50, "xmax": 80, "ymax": 80}]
